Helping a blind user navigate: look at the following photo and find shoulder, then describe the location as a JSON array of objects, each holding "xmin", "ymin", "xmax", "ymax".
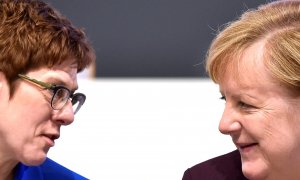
[
  {"xmin": 182, "ymin": 150, "xmax": 247, "ymax": 180},
  {"xmin": 40, "ymin": 158, "xmax": 88, "ymax": 179},
  {"xmin": 14, "ymin": 158, "xmax": 88, "ymax": 180}
]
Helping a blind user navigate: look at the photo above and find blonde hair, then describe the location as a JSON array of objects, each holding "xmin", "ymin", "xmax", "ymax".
[{"xmin": 206, "ymin": 0, "xmax": 300, "ymax": 89}]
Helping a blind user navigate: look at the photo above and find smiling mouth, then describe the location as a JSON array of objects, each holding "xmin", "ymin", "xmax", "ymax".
[
  {"xmin": 237, "ymin": 143, "xmax": 258, "ymax": 152},
  {"xmin": 240, "ymin": 143, "xmax": 258, "ymax": 148}
]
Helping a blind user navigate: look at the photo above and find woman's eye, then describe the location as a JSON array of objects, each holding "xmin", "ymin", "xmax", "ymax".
[{"xmin": 238, "ymin": 101, "xmax": 253, "ymax": 109}]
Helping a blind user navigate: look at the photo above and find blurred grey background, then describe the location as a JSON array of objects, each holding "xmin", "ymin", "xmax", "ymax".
[{"xmin": 45, "ymin": 0, "xmax": 267, "ymax": 78}]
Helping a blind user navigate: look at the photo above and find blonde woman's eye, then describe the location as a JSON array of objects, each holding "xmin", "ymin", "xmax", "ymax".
[{"xmin": 238, "ymin": 101, "xmax": 253, "ymax": 109}]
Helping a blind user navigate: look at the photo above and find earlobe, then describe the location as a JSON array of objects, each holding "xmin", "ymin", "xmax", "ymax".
[
  {"xmin": 0, "ymin": 72, "xmax": 9, "ymax": 96},
  {"xmin": 0, "ymin": 72, "xmax": 4, "ymax": 89}
]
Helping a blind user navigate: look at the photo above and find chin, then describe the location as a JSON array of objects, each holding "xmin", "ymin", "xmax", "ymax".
[
  {"xmin": 21, "ymin": 153, "xmax": 47, "ymax": 166},
  {"xmin": 242, "ymin": 163, "xmax": 268, "ymax": 180}
]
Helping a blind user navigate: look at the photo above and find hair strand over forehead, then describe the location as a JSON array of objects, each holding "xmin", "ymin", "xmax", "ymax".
[{"xmin": 206, "ymin": 0, "xmax": 300, "ymax": 90}]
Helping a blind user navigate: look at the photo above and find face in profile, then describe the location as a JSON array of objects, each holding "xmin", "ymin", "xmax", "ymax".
[
  {"xmin": 218, "ymin": 40, "xmax": 300, "ymax": 180},
  {"xmin": 0, "ymin": 58, "xmax": 78, "ymax": 166}
]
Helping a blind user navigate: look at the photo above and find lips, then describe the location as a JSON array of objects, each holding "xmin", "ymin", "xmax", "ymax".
[
  {"xmin": 240, "ymin": 143, "xmax": 258, "ymax": 149},
  {"xmin": 42, "ymin": 133, "xmax": 60, "ymax": 146},
  {"xmin": 45, "ymin": 134, "xmax": 60, "ymax": 140},
  {"xmin": 236, "ymin": 142, "xmax": 258, "ymax": 153}
]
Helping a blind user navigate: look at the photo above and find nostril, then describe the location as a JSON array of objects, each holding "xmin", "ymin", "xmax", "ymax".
[
  {"xmin": 230, "ymin": 122, "xmax": 242, "ymax": 130},
  {"xmin": 54, "ymin": 102, "xmax": 75, "ymax": 125},
  {"xmin": 61, "ymin": 116, "xmax": 74, "ymax": 125},
  {"xmin": 219, "ymin": 120, "xmax": 242, "ymax": 135}
]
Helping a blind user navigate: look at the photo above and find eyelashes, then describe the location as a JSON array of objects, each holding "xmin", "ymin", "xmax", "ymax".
[
  {"xmin": 219, "ymin": 96, "xmax": 226, "ymax": 101},
  {"xmin": 219, "ymin": 96, "xmax": 255, "ymax": 110}
]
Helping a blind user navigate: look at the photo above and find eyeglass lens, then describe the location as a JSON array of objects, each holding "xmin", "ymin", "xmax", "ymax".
[
  {"xmin": 52, "ymin": 88, "xmax": 70, "ymax": 110},
  {"xmin": 51, "ymin": 88, "xmax": 85, "ymax": 114},
  {"xmin": 71, "ymin": 93, "xmax": 86, "ymax": 114}
]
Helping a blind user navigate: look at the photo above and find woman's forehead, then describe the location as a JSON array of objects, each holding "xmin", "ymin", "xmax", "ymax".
[{"xmin": 219, "ymin": 41, "xmax": 272, "ymax": 86}]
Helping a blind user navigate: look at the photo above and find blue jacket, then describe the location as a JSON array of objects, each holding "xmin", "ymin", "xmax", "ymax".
[{"xmin": 14, "ymin": 158, "xmax": 88, "ymax": 180}]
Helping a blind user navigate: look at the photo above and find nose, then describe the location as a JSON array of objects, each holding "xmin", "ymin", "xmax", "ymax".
[
  {"xmin": 219, "ymin": 104, "xmax": 242, "ymax": 135},
  {"xmin": 52, "ymin": 100, "xmax": 75, "ymax": 125}
]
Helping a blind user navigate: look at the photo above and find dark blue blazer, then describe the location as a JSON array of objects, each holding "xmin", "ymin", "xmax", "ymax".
[
  {"xmin": 14, "ymin": 158, "xmax": 88, "ymax": 180},
  {"xmin": 182, "ymin": 150, "xmax": 247, "ymax": 180}
]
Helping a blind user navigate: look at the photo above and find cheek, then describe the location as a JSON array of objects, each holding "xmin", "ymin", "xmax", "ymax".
[
  {"xmin": 8, "ymin": 107, "xmax": 49, "ymax": 133},
  {"xmin": 242, "ymin": 112, "xmax": 270, "ymax": 139},
  {"xmin": 263, "ymin": 114, "xmax": 288, "ymax": 141},
  {"xmin": 18, "ymin": 87, "xmax": 52, "ymax": 111},
  {"xmin": 259, "ymin": 108, "xmax": 300, "ymax": 154},
  {"xmin": 8, "ymin": 91, "xmax": 52, "ymax": 126}
]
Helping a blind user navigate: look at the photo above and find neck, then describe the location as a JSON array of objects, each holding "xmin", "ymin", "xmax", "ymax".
[
  {"xmin": 0, "ymin": 155, "xmax": 18, "ymax": 180},
  {"xmin": 0, "ymin": 172, "xmax": 14, "ymax": 180}
]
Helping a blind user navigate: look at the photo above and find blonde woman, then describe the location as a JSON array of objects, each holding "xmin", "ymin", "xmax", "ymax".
[{"xmin": 183, "ymin": 1, "xmax": 300, "ymax": 179}]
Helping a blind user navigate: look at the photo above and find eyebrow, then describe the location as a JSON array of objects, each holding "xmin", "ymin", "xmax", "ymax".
[
  {"xmin": 46, "ymin": 77, "xmax": 78, "ymax": 92},
  {"xmin": 46, "ymin": 77, "xmax": 65, "ymax": 86}
]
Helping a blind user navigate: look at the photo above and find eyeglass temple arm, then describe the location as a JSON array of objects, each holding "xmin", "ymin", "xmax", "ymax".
[{"xmin": 18, "ymin": 74, "xmax": 53, "ymax": 89}]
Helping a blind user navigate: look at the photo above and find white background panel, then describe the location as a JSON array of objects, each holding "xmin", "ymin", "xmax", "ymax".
[{"xmin": 48, "ymin": 79, "xmax": 235, "ymax": 180}]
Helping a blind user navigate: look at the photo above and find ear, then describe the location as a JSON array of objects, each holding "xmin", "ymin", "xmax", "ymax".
[{"xmin": 0, "ymin": 72, "xmax": 10, "ymax": 99}]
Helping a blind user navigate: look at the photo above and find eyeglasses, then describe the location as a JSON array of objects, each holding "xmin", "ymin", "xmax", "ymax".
[{"xmin": 18, "ymin": 74, "xmax": 86, "ymax": 114}]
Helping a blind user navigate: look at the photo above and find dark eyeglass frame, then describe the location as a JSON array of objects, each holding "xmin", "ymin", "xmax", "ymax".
[{"xmin": 18, "ymin": 74, "xmax": 86, "ymax": 114}]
